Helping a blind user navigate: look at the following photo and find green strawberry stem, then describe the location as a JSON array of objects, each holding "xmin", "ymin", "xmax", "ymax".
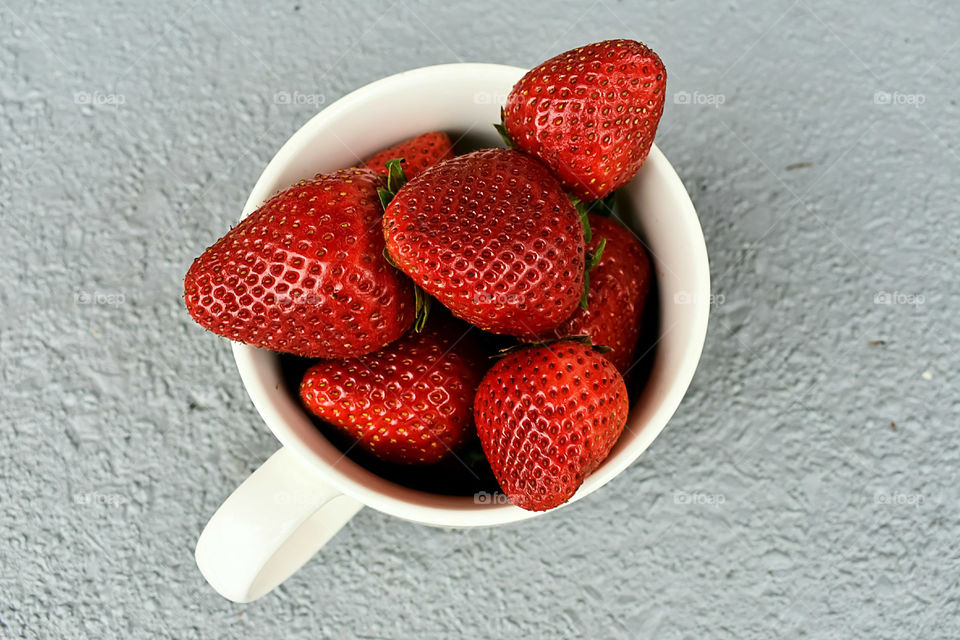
[
  {"xmin": 586, "ymin": 237, "xmax": 606, "ymax": 271},
  {"xmin": 569, "ymin": 196, "xmax": 594, "ymax": 243},
  {"xmin": 377, "ymin": 157, "xmax": 409, "ymax": 210},
  {"xmin": 559, "ymin": 335, "xmax": 613, "ymax": 353},
  {"xmin": 385, "ymin": 157, "xmax": 407, "ymax": 192},
  {"xmin": 460, "ymin": 444, "xmax": 489, "ymax": 469},
  {"xmin": 384, "ymin": 241, "xmax": 431, "ymax": 333},
  {"xmin": 494, "ymin": 124, "xmax": 514, "ymax": 149},
  {"xmin": 561, "ymin": 335, "xmax": 613, "ymax": 353},
  {"xmin": 586, "ymin": 193, "xmax": 617, "ymax": 217},
  {"xmin": 413, "ymin": 285, "xmax": 432, "ymax": 332},
  {"xmin": 492, "ymin": 334, "xmax": 612, "ymax": 358},
  {"xmin": 579, "ymin": 237, "xmax": 606, "ymax": 310},
  {"xmin": 494, "ymin": 108, "xmax": 515, "ymax": 148},
  {"xmin": 580, "ymin": 272, "xmax": 589, "ymax": 309}
]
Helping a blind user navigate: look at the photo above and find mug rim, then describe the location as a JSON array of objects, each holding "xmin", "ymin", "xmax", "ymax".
[{"xmin": 230, "ymin": 63, "xmax": 711, "ymax": 527}]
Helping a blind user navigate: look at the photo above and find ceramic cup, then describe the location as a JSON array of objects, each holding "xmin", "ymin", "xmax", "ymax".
[{"xmin": 194, "ymin": 63, "xmax": 710, "ymax": 602}]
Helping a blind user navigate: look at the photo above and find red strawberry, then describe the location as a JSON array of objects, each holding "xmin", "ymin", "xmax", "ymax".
[
  {"xmin": 503, "ymin": 39, "xmax": 666, "ymax": 202},
  {"xmin": 184, "ymin": 168, "xmax": 414, "ymax": 358},
  {"xmin": 383, "ymin": 148, "xmax": 585, "ymax": 338},
  {"xmin": 543, "ymin": 214, "xmax": 652, "ymax": 373},
  {"xmin": 474, "ymin": 341, "xmax": 629, "ymax": 511},
  {"xmin": 300, "ymin": 320, "xmax": 487, "ymax": 464},
  {"xmin": 363, "ymin": 131, "xmax": 454, "ymax": 180}
]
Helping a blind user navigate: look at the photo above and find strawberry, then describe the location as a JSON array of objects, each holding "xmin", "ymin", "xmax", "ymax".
[
  {"xmin": 542, "ymin": 214, "xmax": 652, "ymax": 374},
  {"xmin": 300, "ymin": 319, "xmax": 487, "ymax": 464},
  {"xmin": 502, "ymin": 39, "xmax": 666, "ymax": 202},
  {"xmin": 383, "ymin": 148, "xmax": 586, "ymax": 339},
  {"xmin": 363, "ymin": 131, "xmax": 454, "ymax": 180},
  {"xmin": 474, "ymin": 341, "xmax": 629, "ymax": 511},
  {"xmin": 184, "ymin": 168, "xmax": 415, "ymax": 358}
]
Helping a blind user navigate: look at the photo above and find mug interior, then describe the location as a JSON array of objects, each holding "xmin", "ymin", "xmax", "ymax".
[{"xmin": 231, "ymin": 64, "xmax": 710, "ymax": 527}]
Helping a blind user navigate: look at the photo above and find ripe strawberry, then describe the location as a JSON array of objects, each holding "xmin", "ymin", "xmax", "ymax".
[
  {"xmin": 184, "ymin": 168, "xmax": 414, "ymax": 358},
  {"xmin": 543, "ymin": 214, "xmax": 652, "ymax": 374},
  {"xmin": 363, "ymin": 131, "xmax": 454, "ymax": 180},
  {"xmin": 383, "ymin": 148, "xmax": 585, "ymax": 338},
  {"xmin": 300, "ymin": 320, "xmax": 487, "ymax": 464},
  {"xmin": 503, "ymin": 39, "xmax": 666, "ymax": 202},
  {"xmin": 474, "ymin": 341, "xmax": 629, "ymax": 511}
]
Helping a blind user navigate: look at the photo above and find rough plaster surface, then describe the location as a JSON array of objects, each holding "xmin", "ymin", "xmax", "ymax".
[{"xmin": 1, "ymin": 0, "xmax": 958, "ymax": 638}]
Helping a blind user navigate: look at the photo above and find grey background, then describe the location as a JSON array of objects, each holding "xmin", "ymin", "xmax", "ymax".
[{"xmin": 1, "ymin": 0, "xmax": 957, "ymax": 637}]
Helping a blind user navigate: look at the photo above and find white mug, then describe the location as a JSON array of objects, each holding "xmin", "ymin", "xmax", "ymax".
[{"xmin": 194, "ymin": 64, "xmax": 711, "ymax": 602}]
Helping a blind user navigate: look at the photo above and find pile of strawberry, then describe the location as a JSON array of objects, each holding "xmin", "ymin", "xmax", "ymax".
[{"xmin": 184, "ymin": 40, "xmax": 665, "ymax": 512}]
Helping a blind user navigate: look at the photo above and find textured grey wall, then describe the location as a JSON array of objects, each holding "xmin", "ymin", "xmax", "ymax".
[{"xmin": 1, "ymin": 0, "xmax": 958, "ymax": 637}]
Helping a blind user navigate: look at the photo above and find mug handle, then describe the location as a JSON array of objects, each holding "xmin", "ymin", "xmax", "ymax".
[{"xmin": 195, "ymin": 447, "xmax": 363, "ymax": 602}]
